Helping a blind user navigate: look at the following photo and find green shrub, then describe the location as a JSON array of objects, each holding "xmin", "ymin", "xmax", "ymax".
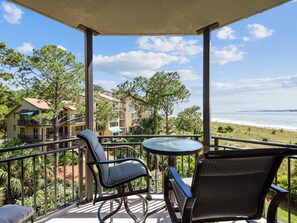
[
  {"xmin": 217, "ymin": 125, "xmax": 234, "ymax": 133},
  {"xmin": 59, "ymin": 151, "xmax": 79, "ymax": 165}
]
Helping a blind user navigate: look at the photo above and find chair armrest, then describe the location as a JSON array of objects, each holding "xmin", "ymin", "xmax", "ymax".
[
  {"xmin": 168, "ymin": 166, "xmax": 193, "ymax": 198},
  {"xmin": 88, "ymin": 157, "xmax": 151, "ymax": 176},
  {"xmin": 270, "ymin": 183, "xmax": 288, "ymax": 194},
  {"xmin": 267, "ymin": 183, "xmax": 288, "ymax": 222}
]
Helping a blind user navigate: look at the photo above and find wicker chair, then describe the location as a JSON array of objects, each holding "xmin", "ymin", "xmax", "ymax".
[
  {"xmin": 78, "ymin": 129, "xmax": 151, "ymax": 222},
  {"xmin": 164, "ymin": 148, "xmax": 295, "ymax": 223}
]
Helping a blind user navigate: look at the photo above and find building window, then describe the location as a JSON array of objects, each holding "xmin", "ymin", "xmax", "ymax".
[
  {"xmin": 20, "ymin": 128, "xmax": 25, "ymax": 135},
  {"xmin": 33, "ymin": 128, "xmax": 38, "ymax": 138},
  {"xmin": 14, "ymin": 125, "xmax": 16, "ymax": 131},
  {"xmin": 110, "ymin": 121, "xmax": 119, "ymax": 128}
]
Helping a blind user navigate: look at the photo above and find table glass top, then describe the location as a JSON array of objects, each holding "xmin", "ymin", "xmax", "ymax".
[{"xmin": 142, "ymin": 137, "xmax": 203, "ymax": 156}]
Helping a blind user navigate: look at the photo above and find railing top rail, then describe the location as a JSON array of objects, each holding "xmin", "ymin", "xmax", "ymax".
[
  {"xmin": 212, "ymin": 135, "xmax": 297, "ymax": 149},
  {"xmin": 0, "ymin": 138, "xmax": 80, "ymax": 153},
  {"xmin": 0, "ymin": 145, "xmax": 83, "ymax": 164},
  {"xmin": 98, "ymin": 134, "xmax": 202, "ymax": 139}
]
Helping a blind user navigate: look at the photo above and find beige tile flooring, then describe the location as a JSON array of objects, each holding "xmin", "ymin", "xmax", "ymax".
[
  {"xmin": 36, "ymin": 194, "xmax": 265, "ymax": 223},
  {"xmin": 36, "ymin": 194, "xmax": 169, "ymax": 223}
]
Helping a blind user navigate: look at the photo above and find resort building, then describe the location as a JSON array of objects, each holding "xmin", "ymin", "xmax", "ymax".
[
  {"xmin": 6, "ymin": 98, "xmax": 85, "ymax": 143},
  {"xmin": 97, "ymin": 91, "xmax": 150, "ymax": 135},
  {"xmin": 6, "ymin": 93, "xmax": 150, "ymax": 142}
]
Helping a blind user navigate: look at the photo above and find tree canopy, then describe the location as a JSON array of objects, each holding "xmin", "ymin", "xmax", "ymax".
[
  {"xmin": 115, "ymin": 71, "xmax": 190, "ymax": 134},
  {"xmin": 0, "ymin": 43, "xmax": 24, "ymax": 136},
  {"xmin": 14, "ymin": 45, "xmax": 84, "ymax": 140},
  {"xmin": 175, "ymin": 105, "xmax": 202, "ymax": 134},
  {"xmin": 94, "ymin": 88, "xmax": 117, "ymax": 128}
]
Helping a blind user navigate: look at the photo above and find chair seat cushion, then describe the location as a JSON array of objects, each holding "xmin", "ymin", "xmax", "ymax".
[
  {"xmin": 107, "ymin": 160, "xmax": 147, "ymax": 186},
  {"xmin": 0, "ymin": 205, "xmax": 34, "ymax": 223}
]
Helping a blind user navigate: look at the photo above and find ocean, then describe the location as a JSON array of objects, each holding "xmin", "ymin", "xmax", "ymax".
[{"xmin": 212, "ymin": 111, "xmax": 297, "ymax": 131}]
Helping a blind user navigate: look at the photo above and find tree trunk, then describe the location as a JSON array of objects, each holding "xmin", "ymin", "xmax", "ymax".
[
  {"xmin": 165, "ymin": 111, "xmax": 169, "ymax": 135},
  {"xmin": 153, "ymin": 109, "xmax": 157, "ymax": 134}
]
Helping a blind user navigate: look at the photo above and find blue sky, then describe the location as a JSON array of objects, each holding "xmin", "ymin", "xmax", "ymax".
[{"xmin": 1, "ymin": 0, "xmax": 297, "ymax": 114}]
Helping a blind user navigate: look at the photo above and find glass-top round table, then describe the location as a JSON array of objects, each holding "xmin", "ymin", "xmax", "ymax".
[{"xmin": 142, "ymin": 137, "xmax": 203, "ymax": 166}]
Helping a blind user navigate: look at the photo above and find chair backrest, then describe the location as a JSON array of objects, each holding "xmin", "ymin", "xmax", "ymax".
[
  {"xmin": 190, "ymin": 148, "xmax": 292, "ymax": 222},
  {"xmin": 77, "ymin": 129, "xmax": 109, "ymax": 184}
]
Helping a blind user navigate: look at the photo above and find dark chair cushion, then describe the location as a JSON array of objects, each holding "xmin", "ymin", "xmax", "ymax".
[{"xmin": 108, "ymin": 160, "xmax": 148, "ymax": 186}]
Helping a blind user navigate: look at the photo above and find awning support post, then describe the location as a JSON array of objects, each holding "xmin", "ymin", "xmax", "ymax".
[
  {"xmin": 84, "ymin": 28, "xmax": 94, "ymax": 201},
  {"xmin": 203, "ymin": 26, "xmax": 211, "ymax": 152}
]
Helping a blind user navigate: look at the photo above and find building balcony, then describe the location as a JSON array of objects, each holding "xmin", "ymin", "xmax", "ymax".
[
  {"xmin": 18, "ymin": 119, "xmax": 40, "ymax": 126},
  {"xmin": 18, "ymin": 134, "xmax": 43, "ymax": 142},
  {"xmin": 18, "ymin": 132, "xmax": 81, "ymax": 142},
  {"xmin": 1, "ymin": 135, "xmax": 297, "ymax": 223}
]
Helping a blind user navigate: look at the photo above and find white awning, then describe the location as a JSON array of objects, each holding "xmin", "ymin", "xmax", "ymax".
[{"xmin": 110, "ymin": 127, "xmax": 123, "ymax": 133}]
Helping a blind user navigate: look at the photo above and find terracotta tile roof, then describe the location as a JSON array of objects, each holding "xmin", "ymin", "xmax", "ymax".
[
  {"xmin": 99, "ymin": 93, "xmax": 120, "ymax": 102},
  {"xmin": 24, "ymin": 98, "xmax": 50, "ymax": 110}
]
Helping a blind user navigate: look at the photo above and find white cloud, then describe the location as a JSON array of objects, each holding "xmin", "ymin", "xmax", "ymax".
[
  {"xmin": 212, "ymin": 74, "xmax": 297, "ymax": 94},
  {"xmin": 2, "ymin": 2, "xmax": 23, "ymax": 24},
  {"xmin": 242, "ymin": 36, "xmax": 250, "ymax": 41},
  {"xmin": 216, "ymin": 27, "xmax": 236, "ymax": 40},
  {"xmin": 211, "ymin": 45, "xmax": 245, "ymax": 65},
  {"xmin": 137, "ymin": 36, "xmax": 202, "ymax": 55},
  {"xmin": 247, "ymin": 23, "xmax": 274, "ymax": 39},
  {"xmin": 177, "ymin": 69, "xmax": 200, "ymax": 81},
  {"xmin": 164, "ymin": 69, "xmax": 200, "ymax": 81},
  {"xmin": 16, "ymin": 42, "xmax": 34, "ymax": 53},
  {"xmin": 210, "ymin": 74, "xmax": 297, "ymax": 112},
  {"xmin": 57, "ymin": 45, "xmax": 67, "ymax": 51},
  {"xmin": 93, "ymin": 50, "xmax": 187, "ymax": 78},
  {"xmin": 94, "ymin": 80, "xmax": 118, "ymax": 91}
]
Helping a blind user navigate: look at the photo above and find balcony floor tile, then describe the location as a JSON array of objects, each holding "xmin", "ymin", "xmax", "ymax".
[{"xmin": 36, "ymin": 194, "xmax": 265, "ymax": 223}]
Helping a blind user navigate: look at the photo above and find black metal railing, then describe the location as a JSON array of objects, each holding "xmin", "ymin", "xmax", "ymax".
[
  {"xmin": 1, "ymin": 134, "xmax": 297, "ymax": 223},
  {"xmin": 98, "ymin": 134, "xmax": 202, "ymax": 193},
  {"xmin": 0, "ymin": 138, "xmax": 85, "ymax": 217},
  {"xmin": 17, "ymin": 119, "xmax": 40, "ymax": 126},
  {"xmin": 18, "ymin": 134, "xmax": 43, "ymax": 142}
]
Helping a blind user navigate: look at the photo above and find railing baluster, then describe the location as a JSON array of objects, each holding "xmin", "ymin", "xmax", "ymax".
[
  {"xmin": 54, "ymin": 149, "xmax": 57, "ymax": 208},
  {"xmin": 63, "ymin": 150, "xmax": 66, "ymax": 205},
  {"xmin": 188, "ymin": 155, "xmax": 191, "ymax": 177},
  {"xmin": 72, "ymin": 148, "xmax": 75, "ymax": 201},
  {"xmin": 44, "ymin": 154, "xmax": 48, "ymax": 214},
  {"xmin": 7, "ymin": 161, "xmax": 11, "ymax": 204},
  {"xmin": 78, "ymin": 147, "xmax": 84, "ymax": 202},
  {"xmin": 21, "ymin": 159, "xmax": 24, "ymax": 205},
  {"xmin": 33, "ymin": 156, "xmax": 37, "ymax": 212},
  {"xmin": 288, "ymin": 157, "xmax": 291, "ymax": 223},
  {"xmin": 154, "ymin": 154, "xmax": 158, "ymax": 193}
]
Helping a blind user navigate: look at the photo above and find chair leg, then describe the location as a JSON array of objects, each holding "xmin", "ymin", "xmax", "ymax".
[
  {"xmin": 97, "ymin": 199, "xmax": 123, "ymax": 223},
  {"xmin": 122, "ymin": 183, "xmax": 149, "ymax": 222},
  {"xmin": 123, "ymin": 194, "xmax": 148, "ymax": 223}
]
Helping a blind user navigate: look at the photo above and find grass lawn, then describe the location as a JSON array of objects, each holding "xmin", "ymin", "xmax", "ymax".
[{"xmin": 211, "ymin": 121, "xmax": 297, "ymax": 148}]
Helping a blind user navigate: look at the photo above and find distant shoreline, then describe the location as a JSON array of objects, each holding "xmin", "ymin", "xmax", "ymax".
[
  {"xmin": 238, "ymin": 109, "xmax": 297, "ymax": 112},
  {"xmin": 211, "ymin": 119, "xmax": 297, "ymax": 132}
]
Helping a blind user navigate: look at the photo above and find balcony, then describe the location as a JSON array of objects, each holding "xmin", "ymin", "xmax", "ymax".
[
  {"xmin": 1, "ymin": 135, "xmax": 297, "ymax": 223},
  {"xmin": 18, "ymin": 119, "xmax": 40, "ymax": 126},
  {"xmin": 18, "ymin": 134, "xmax": 43, "ymax": 142}
]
